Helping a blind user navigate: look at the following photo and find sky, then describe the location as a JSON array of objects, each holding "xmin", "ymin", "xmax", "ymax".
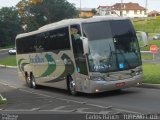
[{"xmin": 0, "ymin": 0, "xmax": 160, "ymax": 11}]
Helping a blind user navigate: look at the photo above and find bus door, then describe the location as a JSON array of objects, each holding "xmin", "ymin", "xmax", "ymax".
[{"xmin": 70, "ymin": 24, "xmax": 89, "ymax": 90}]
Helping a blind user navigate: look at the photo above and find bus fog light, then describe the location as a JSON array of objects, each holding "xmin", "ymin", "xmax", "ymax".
[
  {"xmin": 137, "ymin": 83, "xmax": 140, "ymax": 85},
  {"xmin": 96, "ymin": 89, "xmax": 99, "ymax": 92}
]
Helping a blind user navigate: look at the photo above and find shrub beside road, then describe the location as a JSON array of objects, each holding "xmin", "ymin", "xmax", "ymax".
[{"xmin": 0, "ymin": 94, "xmax": 7, "ymax": 105}]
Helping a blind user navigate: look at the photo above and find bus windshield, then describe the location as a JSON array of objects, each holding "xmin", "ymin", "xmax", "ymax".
[{"xmin": 82, "ymin": 20, "xmax": 141, "ymax": 73}]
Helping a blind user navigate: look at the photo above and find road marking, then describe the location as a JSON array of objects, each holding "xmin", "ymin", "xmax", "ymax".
[
  {"xmin": 31, "ymin": 108, "xmax": 40, "ymax": 111},
  {"xmin": 87, "ymin": 104, "xmax": 112, "ymax": 109},
  {"xmin": 0, "ymin": 81, "xmax": 140, "ymax": 113},
  {"xmin": 2, "ymin": 109, "xmax": 36, "ymax": 112},
  {"xmin": 0, "ymin": 82, "xmax": 17, "ymax": 89}
]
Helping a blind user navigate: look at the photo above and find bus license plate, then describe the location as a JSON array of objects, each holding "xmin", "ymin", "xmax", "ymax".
[{"xmin": 115, "ymin": 82, "xmax": 125, "ymax": 87}]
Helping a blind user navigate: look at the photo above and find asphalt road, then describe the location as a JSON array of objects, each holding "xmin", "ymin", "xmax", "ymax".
[{"xmin": 0, "ymin": 67, "xmax": 160, "ymax": 115}]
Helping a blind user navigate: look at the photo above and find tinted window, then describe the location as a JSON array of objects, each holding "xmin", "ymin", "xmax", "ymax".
[
  {"xmin": 16, "ymin": 35, "xmax": 36, "ymax": 54},
  {"xmin": 47, "ymin": 27, "xmax": 70, "ymax": 50},
  {"xmin": 16, "ymin": 27, "xmax": 70, "ymax": 54}
]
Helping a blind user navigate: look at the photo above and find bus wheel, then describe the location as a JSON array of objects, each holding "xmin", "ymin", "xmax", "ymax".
[
  {"xmin": 67, "ymin": 76, "xmax": 77, "ymax": 96},
  {"xmin": 25, "ymin": 74, "xmax": 32, "ymax": 88},
  {"xmin": 30, "ymin": 74, "xmax": 38, "ymax": 89}
]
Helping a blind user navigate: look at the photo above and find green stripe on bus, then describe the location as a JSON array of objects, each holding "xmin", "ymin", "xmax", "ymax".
[{"xmin": 40, "ymin": 53, "xmax": 56, "ymax": 77}]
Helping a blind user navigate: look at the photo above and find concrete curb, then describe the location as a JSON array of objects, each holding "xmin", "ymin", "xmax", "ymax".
[
  {"xmin": 0, "ymin": 65, "xmax": 17, "ymax": 69},
  {"xmin": 0, "ymin": 48, "xmax": 10, "ymax": 51},
  {"xmin": 139, "ymin": 83, "xmax": 160, "ymax": 89}
]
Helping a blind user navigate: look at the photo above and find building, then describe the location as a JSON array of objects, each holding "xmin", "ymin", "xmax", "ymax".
[
  {"xmin": 97, "ymin": 6, "xmax": 112, "ymax": 16},
  {"xmin": 112, "ymin": 2, "xmax": 147, "ymax": 18},
  {"xmin": 97, "ymin": 2, "xmax": 147, "ymax": 18},
  {"xmin": 78, "ymin": 8, "xmax": 96, "ymax": 18},
  {"xmin": 148, "ymin": 10, "xmax": 160, "ymax": 17}
]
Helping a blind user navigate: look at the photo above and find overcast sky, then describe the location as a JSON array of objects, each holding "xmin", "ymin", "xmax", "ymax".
[{"xmin": 0, "ymin": 0, "xmax": 160, "ymax": 11}]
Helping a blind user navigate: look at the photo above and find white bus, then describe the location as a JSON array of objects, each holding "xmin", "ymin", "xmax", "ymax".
[{"xmin": 16, "ymin": 17, "xmax": 147, "ymax": 95}]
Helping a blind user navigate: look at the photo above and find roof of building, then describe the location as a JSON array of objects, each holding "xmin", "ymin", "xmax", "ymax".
[
  {"xmin": 112, "ymin": 2, "xmax": 145, "ymax": 10},
  {"xmin": 148, "ymin": 10, "xmax": 160, "ymax": 15},
  {"xmin": 97, "ymin": 6, "xmax": 112, "ymax": 9}
]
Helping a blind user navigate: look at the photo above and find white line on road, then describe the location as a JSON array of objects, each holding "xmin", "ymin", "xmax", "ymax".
[
  {"xmin": 0, "ymin": 82, "xmax": 17, "ymax": 89},
  {"xmin": 0, "ymin": 81, "xmax": 139, "ymax": 113}
]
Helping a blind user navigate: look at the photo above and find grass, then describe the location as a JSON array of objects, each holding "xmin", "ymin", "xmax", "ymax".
[
  {"xmin": 140, "ymin": 40, "xmax": 160, "ymax": 51},
  {"xmin": 0, "ymin": 45, "xmax": 15, "ymax": 49},
  {"xmin": 141, "ymin": 54, "xmax": 153, "ymax": 60},
  {"xmin": 142, "ymin": 63, "xmax": 160, "ymax": 84},
  {"xmin": 0, "ymin": 95, "xmax": 7, "ymax": 105},
  {"xmin": 132, "ymin": 18, "xmax": 160, "ymax": 33},
  {"xmin": 0, "ymin": 55, "xmax": 17, "ymax": 66},
  {"xmin": 0, "ymin": 100, "xmax": 7, "ymax": 105}
]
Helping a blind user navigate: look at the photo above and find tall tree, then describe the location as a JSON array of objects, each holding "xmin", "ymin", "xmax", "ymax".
[
  {"xmin": 17, "ymin": 0, "xmax": 78, "ymax": 32},
  {"xmin": 0, "ymin": 7, "xmax": 23, "ymax": 47}
]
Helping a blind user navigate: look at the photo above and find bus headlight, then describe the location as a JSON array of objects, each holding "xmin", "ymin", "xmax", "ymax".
[{"xmin": 136, "ymin": 71, "xmax": 142, "ymax": 75}]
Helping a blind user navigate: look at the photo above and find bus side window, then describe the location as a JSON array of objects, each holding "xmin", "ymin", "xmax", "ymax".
[{"xmin": 35, "ymin": 33, "xmax": 45, "ymax": 53}]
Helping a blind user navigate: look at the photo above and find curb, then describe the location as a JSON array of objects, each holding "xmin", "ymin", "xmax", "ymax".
[
  {"xmin": 0, "ymin": 65, "xmax": 17, "ymax": 69},
  {"xmin": 139, "ymin": 83, "xmax": 160, "ymax": 89},
  {"xmin": 0, "ymin": 48, "xmax": 10, "ymax": 51}
]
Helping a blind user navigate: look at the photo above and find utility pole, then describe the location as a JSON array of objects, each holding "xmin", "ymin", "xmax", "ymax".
[
  {"xmin": 80, "ymin": 0, "xmax": 82, "ymax": 11},
  {"xmin": 120, "ymin": 0, "xmax": 123, "ymax": 16},
  {"xmin": 145, "ymin": 0, "xmax": 148, "ymax": 15}
]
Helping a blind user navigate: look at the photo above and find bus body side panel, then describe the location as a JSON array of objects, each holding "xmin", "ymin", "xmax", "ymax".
[{"xmin": 17, "ymin": 50, "xmax": 77, "ymax": 90}]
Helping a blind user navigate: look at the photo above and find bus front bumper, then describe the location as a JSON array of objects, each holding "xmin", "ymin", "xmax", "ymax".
[{"xmin": 86, "ymin": 75, "xmax": 142, "ymax": 93}]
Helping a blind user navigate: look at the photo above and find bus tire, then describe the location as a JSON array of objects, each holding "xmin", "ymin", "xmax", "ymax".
[
  {"xmin": 30, "ymin": 74, "xmax": 38, "ymax": 89},
  {"xmin": 67, "ymin": 76, "xmax": 77, "ymax": 96},
  {"xmin": 25, "ymin": 73, "xmax": 32, "ymax": 88}
]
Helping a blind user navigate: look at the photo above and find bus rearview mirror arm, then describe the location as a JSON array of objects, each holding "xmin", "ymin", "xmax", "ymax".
[
  {"xmin": 80, "ymin": 36, "xmax": 89, "ymax": 55},
  {"xmin": 136, "ymin": 31, "xmax": 148, "ymax": 47}
]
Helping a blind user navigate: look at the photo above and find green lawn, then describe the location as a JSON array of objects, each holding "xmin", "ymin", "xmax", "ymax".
[
  {"xmin": 140, "ymin": 40, "xmax": 160, "ymax": 51},
  {"xmin": 0, "ymin": 45, "xmax": 15, "ymax": 49},
  {"xmin": 0, "ymin": 99, "xmax": 7, "ymax": 105},
  {"xmin": 0, "ymin": 95, "xmax": 7, "ymax": 105},
  {"xmin": 142, "ymin": 63, "xmax": 160, "ymax": 84},
  {"xmin": 0, "ymin": 55, "xmax": 17, "ymax": 66},
  {"xmin": 141, "ymin": 54, "xmax": 153, "ymax": 60},
  {"xmin": 132, "ymin": 18, "xmax": 160, "ymax": 33}
]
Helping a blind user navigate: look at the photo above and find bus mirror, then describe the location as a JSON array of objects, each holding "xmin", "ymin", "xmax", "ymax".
[
  {"xmin": 80, "ymin": 36, "xmax": 89, "ymax": 55},
  {"xmin": 136, "ymin": 31, "xmax": 148, "ymax": 47}
]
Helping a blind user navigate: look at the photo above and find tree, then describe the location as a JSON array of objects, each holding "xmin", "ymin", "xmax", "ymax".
[
  {"xmin": 92, "ymin": 8, "xmax": 97, "ymax": 15},
  {"xmin": 0, "ymin": 7, "xmax": 23, "ymax": 47},
  {"xmin": 16, "ymin": 0, "xmax": 78, "ymax": 32}
]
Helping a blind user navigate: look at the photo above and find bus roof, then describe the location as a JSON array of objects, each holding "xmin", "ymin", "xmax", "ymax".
[{"xmin": 16, "ymin": 16, "xmax": 129, "ymax": 39}]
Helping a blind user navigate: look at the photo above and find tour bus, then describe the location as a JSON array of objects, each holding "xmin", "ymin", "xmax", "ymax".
[{"xmin": 16, "ymin": 16, "xmax": 147, "ymax": 95}]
